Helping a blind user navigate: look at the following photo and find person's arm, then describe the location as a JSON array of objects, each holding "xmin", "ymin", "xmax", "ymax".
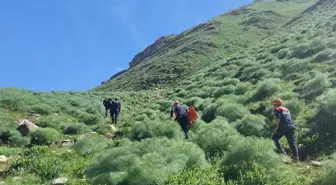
[
  {"xmin": 274, "ymin": 110, "xmax": 281, "ymax": 132},
  {"xmin": 118, "ymin": 102, "xmax": 121, "ymax": 113},
  {"xmin": 170, "ymin": 106, "xmax": 175, "ymax": 120}
]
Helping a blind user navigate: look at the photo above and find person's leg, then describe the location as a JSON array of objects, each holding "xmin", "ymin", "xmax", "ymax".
[
  {"xmin": 179, "ymin": 116, "xmax": 189, "ymax": 140},
  {"xmin": 114, "ymin": 112, "xmax": 119, "ymax": 124},
  {"xmin": 105, "ymin": 108, "xmax": 108, "ymax": 118},
  {"xmin": 110, "ymin": 112, "xmax": 114, "ymax": 124},
  {"xmin": 284, "ymin": 128, "xmax": 299, "ymax": 161},
  {"xmin": 272, "ymin": 132, "xmax": 286, "ymax": 154}
]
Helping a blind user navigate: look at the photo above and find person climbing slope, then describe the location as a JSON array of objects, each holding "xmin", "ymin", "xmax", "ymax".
[
  {"xmin": 170, "ymin": 100, "xmax": 189, "ymax": 140},
  {"xmin": 271, "ymin": 98, "xmax": 299, "ymax": 162},
  {"xmin": 110, "ymin": 97, "xmax": 121, "ymax": 124},
  {"xmin": 103, "ymin": 97, "xmax": 112, "ymax": 118}
]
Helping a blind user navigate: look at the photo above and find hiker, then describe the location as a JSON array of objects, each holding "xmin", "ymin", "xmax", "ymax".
[
  {"xmin": 103, "ymin": 98, "xmax": 112, "ymax": 118},
  {"xmin": 110, "ymin": 97, "xmax": 121, "ymax": 124},
  {"xmin": 170, "ymin": 100, "xmax": 189, "ymax": 140},
  {"xmin": 271, "ymin": 98, "xmax": 299, "ymax": 162}
]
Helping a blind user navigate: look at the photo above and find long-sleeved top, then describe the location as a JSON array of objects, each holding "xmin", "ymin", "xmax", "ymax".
[{"xmin": 170, "ymin": 104, "xmax": 187, "ymax": 120}]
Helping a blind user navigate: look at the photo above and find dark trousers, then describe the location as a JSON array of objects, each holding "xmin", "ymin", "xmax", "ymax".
[
  {"xmin": 178, "ymin": 115, "xmax": 189, "ymax": 140},
  {"xmin": 110, "ymin": 111, "xmax": 119, "ymax": 124},
  {"xmin": 272, "ymin": 127, "xmax": 299, "ymax": 160},
  {"xmin": 105, "ymin": 107, "xmax": 109, "ymax": 118}
]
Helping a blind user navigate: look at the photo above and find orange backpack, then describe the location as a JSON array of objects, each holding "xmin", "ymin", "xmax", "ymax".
[{"xmin": 187, "ymin": 106, "xmax": 198, "ymax": 126}]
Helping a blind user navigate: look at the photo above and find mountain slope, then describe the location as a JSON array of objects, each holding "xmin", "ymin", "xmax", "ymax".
[{"xmin": 95, "ymin": 0, "xmax": 315, "ymax": 91}]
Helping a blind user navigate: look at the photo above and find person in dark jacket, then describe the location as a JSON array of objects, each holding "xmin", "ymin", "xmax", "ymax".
[
  {"xmin": 103, "ymin": 98, "xmax": 112, "ymax": 118},
  {"xmin": 170, "ymin": 100, "xmax": 189, "ymax": 140},
  {"xmin": 271, "ymin": 98, "xmax": 299, "ymax": 162},
  {"xmin": 110, "ymin": 97, "xmax": 121, "ymax": 124}
]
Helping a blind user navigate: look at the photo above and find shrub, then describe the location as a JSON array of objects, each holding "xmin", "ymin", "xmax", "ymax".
[
  {"xmin": 84, "ymin": 138, "xmax": 208, "ymax": 185},
  {"xmin": 9, "ymin": 135, "xmax": 31, "ymax": 147},
  {"xmin": 12, "ymin": 146, "xmax": 90, "ymax": 181},
  {"xmin": 330, "ymin": 51, "xmax": 336, "ymax": 60},
  {"xmin": 202, "ymin": 104, "xmax": 217, "ymax": 123},
  {"xmin": 64, "ymin": 123, "xmax": 90, "ymax": 135},
  {"xmin": 0, "ymin": 147, "xmax": 23, "ymax": 156},
  {"xmin": 143, "ymin": 109, "xmax": 157, "ymax": 120},
  {"xmin": 312, "ymin": 154, "xmax": 336, "ymax": 185},
  {"xmin": 0, "ymin": 129, "xmax": 11, "ymax": 143},
  {"xmin": 0, "ymin": 88, "xmax": 37, "ymax": 111},
  {"xmin": 30, "ymin": 128, "xmax": 60, "ymax": 145},
  {"xmin": 221, "ymin": 137, "xmax": 291, "ymax": 183},
  {"xmin": 93, "ymin": 124, "xmax": 112, "ymax": 135},
  {"xmin": 255, "ymin": 68, "xmax": 270, "ymax": 79},
  {"xmin": 30, "ymin": 103, "xmax": 55, "ymax": 115},
  {"xmin": 216, "ymin": 103, "xmax": 249, "ymax": 122},
  {"xmin": 277, "ymin": 48, "xmax": 290, "ymax": 59},
  {"xmin": 283, "ymin": 99, "xmax": 304, "ymax": 119},
  {"xmin": 79, "ymin": 113, "xmax": 102, "ymax": 125},
  {"xmin": 213, "ymin": 85, "xmax": 235, "ymax": 98},
  {"xmin": 192, "ymin": 117, "xmax": 241, "ymax": 158},
  {"xmin": 302, "ymin": 73, "xmax": 331, "ymax": 100},
  {"xmin": 184, "ymin": 97, "xmax": 204, "ymax": 110},
  {"xmin": 220, "ymin": 78, "xmax": 240, "ymax": 86},
  {"xmin": 135, "ymin": 114, "xmax": 148, "ymax": 121},
  {"xmin": 165, "ymin": 165, "xmax": 224, "ymax": 185},
  {"xmin": 252, "ymin": 79, "xmax": 281, "ymax": 101},
  {"xmin": 310, "ymin": 90, "xmax": 336, "ymax": 152},
  {"xmin": 234, "ymin": 82, "xmax": 251, "ymax": 95},
  {"xmin": 314, "ymin": 50, "xmax": 332, "ymax": 62},
  {"xmin": 234, "ymin": 114, "xmax": 266, "ymax": 137},
  {"xmin": 35, "ymin": 115, "xmax": 69, "ymax": 130},
  {"xmin": 73, "ymin": 134, "xmax": 108, "ymax": 156},
  {"xmin": 129, "ymin": 119, "xmax": 182, "ymax": 141}
]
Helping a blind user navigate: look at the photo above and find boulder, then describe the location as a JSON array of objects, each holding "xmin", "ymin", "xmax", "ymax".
[
  {"xmin": 0, "ymin": 155, "xmax": 10, "ymax": 172},
  {"xmin": 110, "ymin": 125, "xmax": 117, "ymax": 133},
  {"xmin": 309, "ymin": 160, "xmax": 323, "ymax": 167},
  {"xmin": 52, "ymin": 177, "xmax": 68, "ymax": 184},
  {"xmin": 12, "ymin": 177, "xmax": 22, "ymax": 181},
  {"xmin": 16, "ymin": 119, "xmax": 39, "ymax": 136},
  {"xmin": 61, "ymin": 139, "xmax": 74, "ymax": 147},
  {"xmin": 0, "ymin": 155, "xmax": 9, "ymax": 163},
  {"xmin": 105, "ymin": 133, "xmax": 115, "ymax": 139}
]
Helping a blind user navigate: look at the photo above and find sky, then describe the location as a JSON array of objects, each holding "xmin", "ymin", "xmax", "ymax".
[{"xmin": 0, "ymin": 0, "xmax": 253, "ymax": 91}]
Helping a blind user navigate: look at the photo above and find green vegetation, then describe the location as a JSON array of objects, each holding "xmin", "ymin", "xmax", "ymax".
[
  {"xmin": 1, "ymin": 0, "xmax": 336, "ymax": 184},
  {"xmin": 96, "ymin": 0, "xmax": 316, "ymax": 91}
]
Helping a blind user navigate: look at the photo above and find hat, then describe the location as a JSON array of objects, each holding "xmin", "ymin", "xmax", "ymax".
[
  {"xmin": 173, "ymin": 100, "xmax": 180, "ymax": 105},
  {"xmin": 272, "ymin": 98, "xmax": 283, "ymax": 106}
]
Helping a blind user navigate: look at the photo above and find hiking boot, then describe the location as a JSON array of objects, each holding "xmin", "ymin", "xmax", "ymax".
[{"xmin": 292, "ymin": 156, "xmax": 299, "ymax": 163}]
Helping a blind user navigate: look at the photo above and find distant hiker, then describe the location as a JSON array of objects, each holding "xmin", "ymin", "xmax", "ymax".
[
  {"xmin": 170, "ymin": 100, "xmax": 189, "ymax": 140},
  {"xmin": 110, "ymin": 97, "xmax": 121, "ymax": 124},
  {"xmin": 103, "ymin": 98, "xmax": 113, "ymax": 118},
  {"xmin": 271, "ymin": 98, "xmax": 299, "ymax": 162}
]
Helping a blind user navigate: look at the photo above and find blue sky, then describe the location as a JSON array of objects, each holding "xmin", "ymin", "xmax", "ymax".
[{"xmin": 0, "ymin": 0, "xmax": 253, "ymax": 91}]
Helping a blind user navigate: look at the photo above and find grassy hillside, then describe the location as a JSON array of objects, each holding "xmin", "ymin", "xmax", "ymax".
[
  {"xmin": 2, "ymin": 0, "xmax": 336, "ymax": 184},
  {"xmin": 95, "ymin": 0, "xmax": 315, "ymax": 91}
]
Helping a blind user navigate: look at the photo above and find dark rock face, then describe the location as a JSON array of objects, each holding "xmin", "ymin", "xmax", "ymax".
[{"xmin": 129, "ymin": 34, "xmax": 177, "ymax": 68}]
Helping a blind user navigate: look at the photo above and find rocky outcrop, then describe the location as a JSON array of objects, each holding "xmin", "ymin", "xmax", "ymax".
[
  {"xmin": 52, "ymin": 177, "xmax": 68, "ymax": 184},
  {"xmin": 16, "ymin": 119, "xmax": 39, "ymax": 136},
  {"xmin": 129, "ymin": 34, "xmax": 177, "ymax": 68},
  {"xmin": 0, "ymin": 155, "xmax": 10, "ymax": 172}
]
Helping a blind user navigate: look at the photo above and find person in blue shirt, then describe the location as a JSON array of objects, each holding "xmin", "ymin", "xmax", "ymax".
[
  {"xmin": 170, "ymin": 100, "xmax": 189, "ymax": 140},
  {"xmin": 271, "ymin": 98, "xmax": 299, "ymax": 162}
]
